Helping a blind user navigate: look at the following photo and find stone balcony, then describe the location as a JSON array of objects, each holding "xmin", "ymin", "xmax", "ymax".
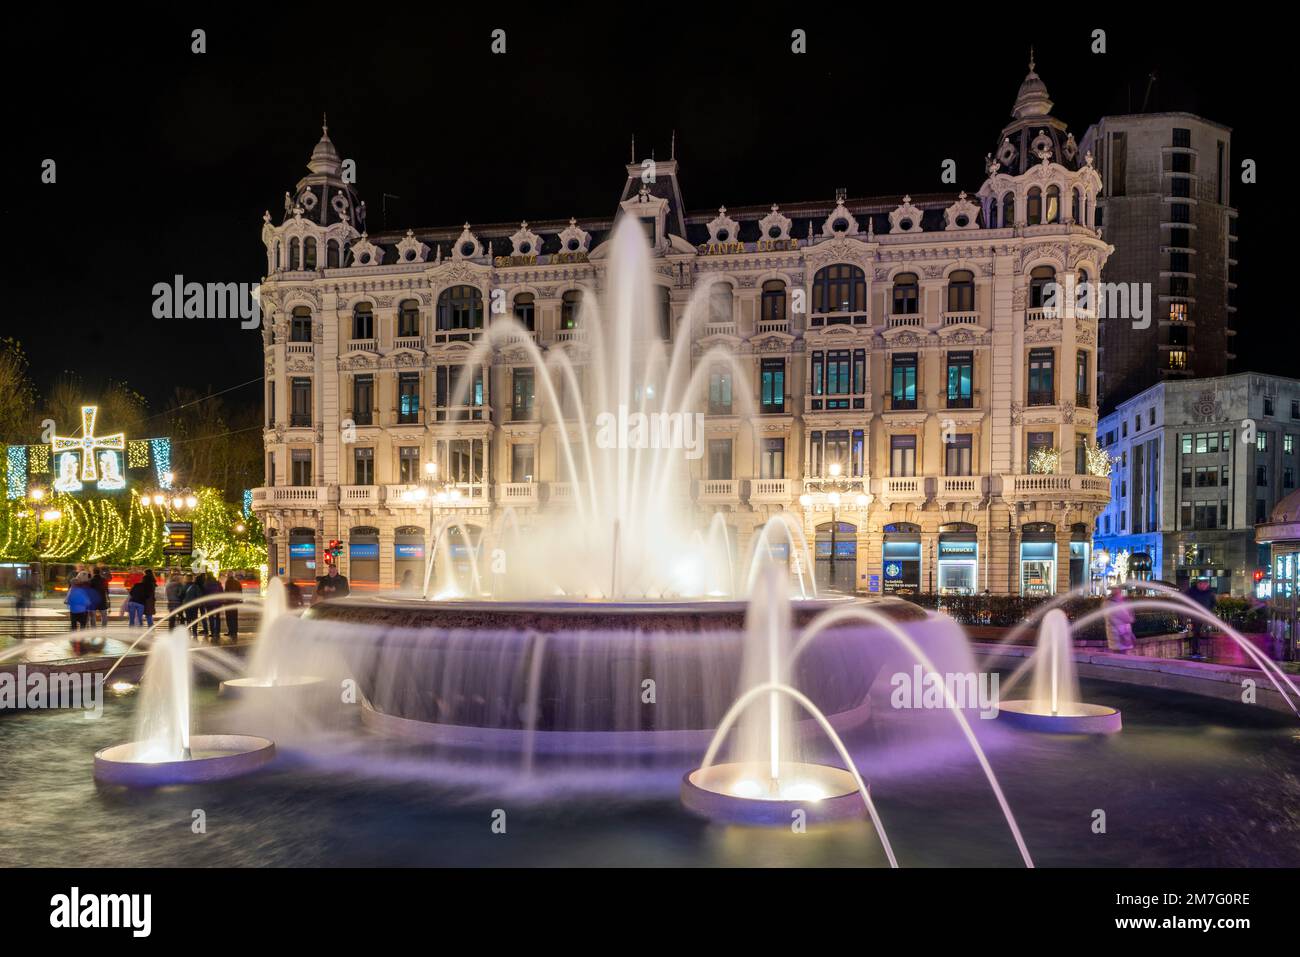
[
  {"xmin": 698, "ymin": 479, "xmax": 741, "ymax": 504},
  {"xmin": 497, "ymin": 482, "xmax": 539, "ymax": 506},
  {"xmin": 750, "ymin": 478, "xmax": 795, "ymax": 505},
  {"xmin": 1004, "ymin": 473, "xmax": 1111, "ymax": 504},
  {"xmin": 937, "ymin": 475, "xmax": 984, "ymax": 501},
  {"xmin": 251, "ymin": 485, "xmax": 330, "ymax": 509},
  {"xmin": 339, "ymin": 485, "xmax": 381, "ymax": 507},
  {"xmin": 879, "ymin": 476, "xmax": 928, "ymax": 506}
]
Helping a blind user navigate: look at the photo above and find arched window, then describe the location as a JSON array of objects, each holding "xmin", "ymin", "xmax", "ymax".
[
  {"xmin": 289, "ymin": 237, "xmax": 301, "ymax": 269},
  {"xmin": 657, "ymin": 286, "xmax": 672, "ymax": 339},
  {"xmin": 326, "ymin": 239, "xmax": 340, "ymax": 268},
  {"xmin": 1001, "ymin": 192, "xmax": 1015, "ymax": 227},
  {"xmin": 398, "ymin": 299, "xmax": 420, "ymax": 338},
  {"xmin": 1072, "ymin": 188, "xmax": 1083, "ymax": 225},
  {"xmin": 1045, "ymin": 185, "xmax": 1061, "ymax": 224},
  {"xmin": 303, "ymin": 237, "xmax": 318, "ymax": 270},
  {"xmin": 290, "ymin": 306, "xmax": 312, "ymax": 343},
  {"xmin": 761, "ymin": 280, "xmax": 787, "ymax": 323},
  {"xmin": 708, "ymin": 283, "xmax": 733, "ymax": 324},
  {"xmin": 438, "ymin": 285, "xmax": 484, "ymax": 331},
  {"xmin": 1075, "ymin": 268, "xmax": 1092, "ymax": 314},
  {"xmin": 1026, "ymin": 187, "xmax": 1043, "ymax": 225},
  {"xmin": 892, "ymin": 272, "xmax": 920, "ymax": 315},
  {"xmin": 560, "ymin": 289, "xmax": 582, "ymax": 330},
  {"xmin": 812, "ymin": 264, "xmax": 866, "ymax": 314},
  {"xmin": 946, "ymin": 270, "xmax": 975, "ymax": 313},
  {"xmin": 511, "ymin": 293, "xmax": 535, "ymax": 332},
  {"xmin": 1029, "ymin": 266, "xmax": 1056, "ymax": 309},
  {"xmin": 352, "ymin": 302, "xmax": 374, "ymax": 340}
]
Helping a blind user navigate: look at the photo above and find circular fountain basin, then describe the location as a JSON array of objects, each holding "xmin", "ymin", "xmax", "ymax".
[
  {"xmin": 305, "ymin": 595, "xmax": 932, "ymax": 750},
  {"xmin": 218, "ymin": 676, "xmax": 326, "ymax": 699},
  {"xmin": 93, "ymin": 734, "xmax": 276, "ymax": 787},
  {"xmin": 996, "ymin": 700, "xmax": 1122, "ymax": 734},
  {"xmin": 681, "ymin": 761, "xmax": 864, "ymax": 826}
]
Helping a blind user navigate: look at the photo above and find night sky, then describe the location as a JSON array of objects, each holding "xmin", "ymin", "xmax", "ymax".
[{"xmin": 2, "ymin": 13, "xmax": 1282, "ymax": 410}]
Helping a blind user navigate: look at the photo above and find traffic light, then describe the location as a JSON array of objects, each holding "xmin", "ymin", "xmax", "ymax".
[{"xmin": 324, "ymin": 538, "xmax": 343, "ymax": 565}]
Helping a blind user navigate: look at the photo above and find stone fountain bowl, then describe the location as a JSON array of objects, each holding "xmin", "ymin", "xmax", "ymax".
[
  {"xmin": 996, "ymin": 700, "xmax": 1122, "ymax": 734},
  {"xmin": 93, "ymin": 734, "xmax": 276, "ymax": 787},
  {"xmin": 302, "ymin": 594, "xmax": 937, "ymax": 750},
  {"xmin": 680, "ymin": 761, "xmax": 865, "ymax": 826},
  {"xmin": 218, "ymin": 675, "xmax": 326, "ymax": 699}
]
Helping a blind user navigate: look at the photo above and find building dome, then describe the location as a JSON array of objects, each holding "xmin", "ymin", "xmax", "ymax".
[
  {"xmin": 307, "ymin": 122, "xmax": 342, "ymax": 177},
  {"xmin": 1011, "ymin": 59, "xmax": 1053, "ymax": 119}
]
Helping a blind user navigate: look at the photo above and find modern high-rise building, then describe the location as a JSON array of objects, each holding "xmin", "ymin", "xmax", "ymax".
[
  {"xmin": 1094, "ymin": 372, "xmax": 1300, "ymax": 596},
  {"xmin": 253, "ymin": 61, "xmax": 1111, "ymax": 596},
  {"xmin": 1080, "ymin": 113, "xmax": 1237, "ymax": 413}
]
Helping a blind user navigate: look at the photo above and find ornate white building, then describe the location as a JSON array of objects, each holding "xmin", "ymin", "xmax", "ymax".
[{"xmin": 253, "ymin": 61, "xmax": 1111, "ymax": 596}]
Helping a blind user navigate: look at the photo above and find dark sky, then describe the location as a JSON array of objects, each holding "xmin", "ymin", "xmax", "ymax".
[{"xmin": 2, "ymin": 12, "xmax": 1283, "ymax": 410}]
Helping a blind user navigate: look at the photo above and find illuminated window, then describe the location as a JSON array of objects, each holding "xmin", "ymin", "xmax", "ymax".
[
  {"xmin": 1167, "ymin": 350, "xmax": 1188, "ymax": 369},
  {"xmin": 1169, "ymin": 303, "xmax": 1187, "ymax": 322}
]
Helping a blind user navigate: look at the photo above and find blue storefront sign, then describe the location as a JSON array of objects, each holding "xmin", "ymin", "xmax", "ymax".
[
  {"xmin": 395, "ymin": 543, "xmax": 425, "ymax": 560},
  {"xmin": 289, "ymin": 542, "xmax": 315, "ymax": 558},
  {"xmin": 349, "ymin": 543, "xmax": 380, "ymax": 559}
]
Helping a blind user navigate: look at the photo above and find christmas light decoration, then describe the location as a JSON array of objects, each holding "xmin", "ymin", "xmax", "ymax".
[
  {"xmin": 1085, "ymin": 443, "xmax": 1113, "ymax": 477},
  {"xmin": 152, "ymin": 439, "xmax": 172, "ymax": 488},
  {"xmin": 1028, "ymin": 446, "xmax": 1061, "ymax": 475},
  {"xmin": 127, "ymin": 440, "xmax": 150, "ymax": 469},
  {"xmin": 6, "ymin": 446, "xmax": 26, "ymax": 499},
  {"xmin": 51, "ymin": 406, "xmax": 125, "ymax": 483},
  {"xmin": 29, "ymin": 444, "xmax": 49, "ymax": 475}
]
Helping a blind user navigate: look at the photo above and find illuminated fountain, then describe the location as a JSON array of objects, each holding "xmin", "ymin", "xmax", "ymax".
[
  {"xmin": 219, "ymin": 578, "xmax": 324, "ymax": 700},
  {"xmin": 286, "ymin": 216, "xmax": 937, "ymax": 754},
  {"xmin": 94, "ymin": 626, "xmax": 274, "ymax": 786},
  {"xmin": 996, "ymin": 609, "xmax": 1122, "ymax": 733}
]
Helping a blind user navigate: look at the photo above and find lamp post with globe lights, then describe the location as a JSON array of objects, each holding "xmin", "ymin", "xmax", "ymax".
[
  {"xmin": 401, "ymin": 461, "xmax": 461, "ymax": 597},
  {"xmin": 798, "ymin": 461, "xmax": 870, "ymax": 593}
]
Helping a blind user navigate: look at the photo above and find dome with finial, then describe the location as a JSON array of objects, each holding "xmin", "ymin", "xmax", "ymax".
[
  {"xmin": 1011, "ymin": 48, "xmax": 1053, "ymax": 119},
  {"xmin": 281, "ymin": 115, "xmax": 365, "ymax": 231},
  {"xmin": 988, "ymin": 49, "xmax": 1079, "ymax": 175},
  {"xmin": 307, "ymin": 115, "xmax": 342, "ymax": 176}
]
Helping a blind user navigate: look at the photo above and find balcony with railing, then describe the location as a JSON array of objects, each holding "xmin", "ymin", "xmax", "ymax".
[
  {"xmin": 339, "ymin": 485, "xmax": 380, "ymax": 507},
  {"xmin": 756, "ymin": 318, "xmax": 790, "ymax": 335},
  {"xmin": 750, "ymin": 478, "xmax": 795, "ymax": 504},
  {"xmin": 496, "ymin": 482, "xmax": 539, "ymax": 506},
  {"xmin": 1025, "ymin": 307, "xmax": 1052, "ymax": 323},
  {"xmin": 879, "ymin": 475, "xmax": 928, "ymax": 504},
  {"xmin": 701, "ymin": 321, "xmax": 738, "ymax": 338},
  {"xmin": 1005, "ymin": 473, "xmax": 1110, "ymax": 503},
  {"xmin": 885, "ymin": 313, "xmax": 924, "ymax": 328},
  {"xmin": 553, "ymin": 327, "xmax": 586, "ymax": 343},
  {"xmin": 393, "ymin": 335, "xmax": 424, "ymax": 351},
  {"xmin": 942, "ymin": 311, "xmax": 981, "ymax": 327},
  {"xmin": 938, "ymin": 475, "xmax": 982, "ymax": 500},
  {"xmin": 252, "ymin": 485, "xmax": 330, "ymax": 507},
  {"xmin": 346, "ymin": 339, "xmax": 379, "ymax": 352},
  {"xmin": 286, "ymin": 342, "xmax": 314, "ymax": 355},
  {"xmin": 808, "ymin": 311, "xmax": 869, "ymax": 329},
  {"xmin": 697, "ymin": 479, "xmax": 741, "ymax": 504},
  {"xmin": 1027, "ymin": 390, "xmax": 1055, "ymax": 408}
]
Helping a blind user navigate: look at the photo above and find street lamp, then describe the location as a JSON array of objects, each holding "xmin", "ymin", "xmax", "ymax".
[
  {"xmin": 800, "ymin": 460, "xmax": 870, "ymax": 593},
  {"xmin": 402, "ymin": 460, "xmax": 462, "ymax": 596}
]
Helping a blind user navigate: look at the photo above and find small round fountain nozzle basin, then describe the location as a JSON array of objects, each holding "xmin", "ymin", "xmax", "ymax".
[
  {"xmin": 93, "ymin": 734, "xmax": 275, "ymax": 787},
  {"xmin": 681, "ymin": 761, "xmax": 864, "ymax": 826},
  {"xmin": 996, "ymin": 700, "xmax": 1122, "ymax": 734},
  {"xmin": 218, "ymin": 676, "xmax": 325, "ymax": 699}
]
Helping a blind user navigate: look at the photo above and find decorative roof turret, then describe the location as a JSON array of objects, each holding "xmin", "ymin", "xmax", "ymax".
[{"xmin": 990, "ymin": 50, "xmax": 1080, "ymax": 175}]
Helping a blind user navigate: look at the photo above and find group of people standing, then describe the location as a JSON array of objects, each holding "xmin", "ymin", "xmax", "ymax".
[
  {"xmin": 63, "ymin": 566, "xmax": 245, "ymax": 642},
  {"xmin": 163, "ymin": 571, "xmax": 244, "ymax": 642}
]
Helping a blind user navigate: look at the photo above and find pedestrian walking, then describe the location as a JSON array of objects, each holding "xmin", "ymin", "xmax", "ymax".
[{"xmin": 223, "ymin": 572, "xmax": 243, "ymax": 642}]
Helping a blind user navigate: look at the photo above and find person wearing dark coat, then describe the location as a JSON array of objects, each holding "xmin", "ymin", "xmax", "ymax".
[
  {"xmin": 314, "ymin": 565, "xmax": 350, "ymax": 603},
  {"xmin": 89, "ymin": 568, "xmax": 109, "ymax": 629},
  {"xmin": 202, "ymin": 573, "xmax": 225, "ymax": 641},
  {"xmin": 1185, "ymin": 578, "xmax": 1218, "ymax": 659},
  {"xmin": 222, "ymin": 572, "xmax": 243, "ymax": 642},
  {"xmin": 181, "ymin": 573, "xmax": 204, "ymax": 637}
]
